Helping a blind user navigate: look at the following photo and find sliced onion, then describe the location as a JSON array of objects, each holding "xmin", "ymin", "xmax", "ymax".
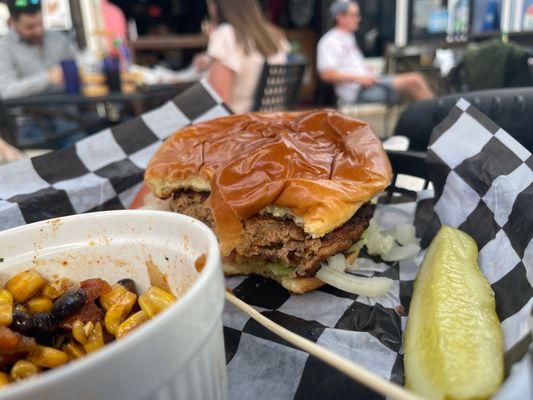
[
  {"xmin": 381, "ymin": 242, "xmax": 421, "ymax": 262},
  {"xmin": 346, "ymin": 259, "xmax": 390, "ymax": 274},
  {"xmin": 326, "ymin": 253, "xmax": 347, "ymax": 272},
  {"xmin": 316, "ymin": 266, "xmax": 393, "ymax": 297},
  {"xmin": 366, "ymin": 232, "xmax": 395, "ymax": 256}
]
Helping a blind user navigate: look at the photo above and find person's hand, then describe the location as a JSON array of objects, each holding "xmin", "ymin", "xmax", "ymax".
[
  {"xmin": 0, "ymin": 139, "xmax": 23, "ymax": 163},
  {"xmin": 201, "ymin": 18, "xmax": 215, "ymax": 36},
  {"xmin": 47, "ymin": 65, "xmax": 64, "ymax": 86},
  {"xmin": 357, "ymin": 75, "xmax": 377, "ymax": 88},
  {"xmin": 193, "ymin": 53, "xmax": 212, "ymax": 73}
]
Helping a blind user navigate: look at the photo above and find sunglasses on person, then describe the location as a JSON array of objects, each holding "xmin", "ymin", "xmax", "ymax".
[
  {"xmin": 345, "ymin": 11, "xmax": 361, "ymax": 18},
  {"xmin": 13, "ymin": 0, "xmax": 40, "ymax": 8}
]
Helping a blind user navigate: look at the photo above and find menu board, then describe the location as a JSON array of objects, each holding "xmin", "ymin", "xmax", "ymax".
[{"xmin": 42, "ymin": 0, "xmax": 73, "ymax": 31}]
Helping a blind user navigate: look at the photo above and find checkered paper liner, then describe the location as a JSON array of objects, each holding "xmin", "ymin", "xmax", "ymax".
[{"xmin": 0, "ymin": 83, "xmax": 531, "ymax": 399}]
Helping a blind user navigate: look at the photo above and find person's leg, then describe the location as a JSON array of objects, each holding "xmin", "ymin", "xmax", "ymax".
[
  {"xmin": 356, "ymin": 84, "xmax": 389, "ymax": 104},
  {"xmin": 391, "ymin": 72, "xmax": 434, "ymax": 101},
  {"xmin": 50, "ymin": 118, "xmax": 87, "ymax": 149},
  {"xmin": 16, "ymin": 119, "xmax": 51, "ymax": 147}
]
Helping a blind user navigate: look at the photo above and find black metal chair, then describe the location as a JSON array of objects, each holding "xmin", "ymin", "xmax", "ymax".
[
  {"xmin": 252, "ymin": 61, "xmax": 306, "ymax": 112},
  {"xmin": 393, "ymin": 87, "xmax": 533, "ymax": 153},
  {"xmin": 314, "ymin": 78, "xmax": 338, "ymax": 107},
  {"xmin": 0, "ymin": 102, "xmax": 108, "ymax": 150}
]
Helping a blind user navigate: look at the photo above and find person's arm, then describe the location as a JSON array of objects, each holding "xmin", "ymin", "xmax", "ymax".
[
  {"xmin": 0, "ymin": 44, "xmax": 62, "ymax": 100},
  {"xmin": 206, "ymin": 24, "xmax": 240, "ymax": 105},
  {"xmin": 207, "ymin": 59, "xmax": 235, "ymax": 104},
  {"xmin": 0, "ymin": 138, "xmax": 22, "ymax": 163},
  {"xmin": 319, "ymin": 69, "xmax": 377, "ymax": 87}
]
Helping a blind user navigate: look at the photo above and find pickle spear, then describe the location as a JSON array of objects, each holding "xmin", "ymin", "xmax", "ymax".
[{"xmin": 404, "ymin": 225, "xmax": 503, "ymax": 400}]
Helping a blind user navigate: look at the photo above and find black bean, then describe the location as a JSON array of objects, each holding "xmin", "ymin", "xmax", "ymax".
[
  {"xmin": 52, "ymin": 289, "xmax": 87, "ymax": 319},
  {"xmin": 32, "ymin": 312, "xmax": 58, "ymax": 335},
  {"xmin": 117, "ymin": 279, "xmax": 137, "ymax": 295},
  {"xmin": 35, "ymin": 333, "xmax": 54, "ymax": 347},
  {"xmin": 10, "ymin": 311, "xmax": 34, "ymax": 335}
]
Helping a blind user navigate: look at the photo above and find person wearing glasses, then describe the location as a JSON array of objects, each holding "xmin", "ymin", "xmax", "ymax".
[
  {"xmin": 317, "ymin": 0, "xmax": 434, "ymax": 106},
  {"xmin": 0, "ymin": 0, "xmax": 86, "ymax": 148},
  {"xmin": 0, "ymin": 0, "xmax": 76, "ymax": 100}
]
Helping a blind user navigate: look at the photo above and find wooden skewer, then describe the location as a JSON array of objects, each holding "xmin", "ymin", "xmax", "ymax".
[{"xmin": 225, "ymin": 291, "xmax": 424, "ymax": 400}]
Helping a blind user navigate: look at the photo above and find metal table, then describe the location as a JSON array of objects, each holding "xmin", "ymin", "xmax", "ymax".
[{"xmin": 0, "ymin": 82, "xmax": 195, "ymax": 149}]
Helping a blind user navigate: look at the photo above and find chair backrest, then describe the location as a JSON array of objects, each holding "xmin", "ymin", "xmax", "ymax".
[
  {"xmin": 393, "ymin": 87, "xmax": 533, "ymax": 153},
  {"xmin": 447, "ymin": 39, "xmax": 532, "ymax": 92},
  {"xmin": 252, "ymin": 61, "xmax": 306, "ymax": 112}
]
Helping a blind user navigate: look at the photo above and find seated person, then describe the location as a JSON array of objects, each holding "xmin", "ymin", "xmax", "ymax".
[
  {"xmin": 205, "ymin": 0, "xmax": 290, "ymax": 114},
  {"xmin": 0, "ymin": 0, "xmax": 85, "ymax": 148},
  {"xmin": 317, "ymin": 0, "xmax": 434, "ymax": 106}
]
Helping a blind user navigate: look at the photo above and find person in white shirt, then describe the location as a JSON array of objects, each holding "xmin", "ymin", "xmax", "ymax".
[
  {"xmin": 317, "ymin": 0, "xmax": 434, "ymax": 105},
  {"xmin": 205, "ymin": 0, "xmax": 289, "ymax": 114}
]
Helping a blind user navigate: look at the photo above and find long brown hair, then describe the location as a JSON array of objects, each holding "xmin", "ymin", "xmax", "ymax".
[{"xmin": 210, "ymin": 0, "xmax": 286, "ymax": 58}]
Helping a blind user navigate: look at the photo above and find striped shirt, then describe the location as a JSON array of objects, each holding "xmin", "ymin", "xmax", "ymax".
[{"xmin": 0, "ymin": 29, "xmax": 76, "ymax": 100}]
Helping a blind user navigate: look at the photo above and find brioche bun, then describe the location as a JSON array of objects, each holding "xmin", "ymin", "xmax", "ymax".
[
  {"xmin": 223, "ymin": 261, "xmax": 325, "ymax": 294},
  {"xmin": 145, "ymin": 110, "xmax": 391, "ymax": 256}
]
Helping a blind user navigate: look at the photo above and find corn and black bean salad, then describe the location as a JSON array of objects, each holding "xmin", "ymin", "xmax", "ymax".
[{"xmin": 0, "ymin": 269, "xmax": 176, "ymax": 387}]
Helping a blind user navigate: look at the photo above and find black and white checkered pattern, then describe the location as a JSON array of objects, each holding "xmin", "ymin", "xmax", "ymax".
[
  {"xmin": 0, "ymin": 86, "xmax": 531, "ymax": 400},
  {"xmin": 0, "ymin": 81, "xmax": 230, "ymax": 230},
  {"xmin": 427, "ymin": 98, "xmax": 533, "ymax": 355}
]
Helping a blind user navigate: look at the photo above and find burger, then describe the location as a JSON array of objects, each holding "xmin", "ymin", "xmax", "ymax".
[{"xmin": 144, "ymin": 110, "xmax": 391, "ymax": 293}]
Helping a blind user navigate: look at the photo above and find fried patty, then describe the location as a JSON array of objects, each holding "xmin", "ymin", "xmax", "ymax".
[{"xmin": 170, "ymin": 190, "xmax": 374, "ymax": 277}]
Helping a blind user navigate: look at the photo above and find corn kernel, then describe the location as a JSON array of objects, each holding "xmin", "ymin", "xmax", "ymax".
[
  {"xmin": 99, "ymin": 284, "xmax": 134, "ymax": 310},
  {"xmin": 0, "ymin": 303, "xmax": 12, "ymax": 325},
  {"xmin": 116, "ymin": 310, "xmax": 148, "ymax": 338},
  {"xmin": 28, "ymin": 345, "xmax": 69, "ymax": 368},
  {"xmin": 27, "ymin": 297, "xmax": 54, "ymax": 313},
  {"xmin": 0, "ymin": 289, "xmax": 13, "ymax": 306},
  {"xmin": 83, "ymin": 321, "xmax": 94, "ymax": 338},
  {"xmin": 10, "ymin": 360, "xmax": 40, "ymax": 381},
  {"xmin": 138, "ymin": 286, "xmax": 176, "ymax": 318},
  {"xmin": 104, "ymin": 289, "xmax": 136, "ymax": 335},
  {"xmin": 84, "ymin": 322, "xmax": 104, "ymax": 353},
  {"xmin": 0, "ymin": 372, "xmax": 9, "ymax": 387},
  {"xmin": 6, "ymin": 270, "xmax": 47, "ymax": 302},
  {"xmin": 42, "ymin": 278, "xmax": 72, "ymax": 299},
  {"xmin": 62, "ymin": 342, "xmax": 86, "ymax": 360},
  {"xmin": 72, "ymin": 320, "xmax": 87, "ymax": 345}
]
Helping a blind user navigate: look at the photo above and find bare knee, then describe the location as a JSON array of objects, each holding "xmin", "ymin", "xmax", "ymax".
[{"xmin": 394, "ymin": 73, "xmax": 416, "ymax": 85}]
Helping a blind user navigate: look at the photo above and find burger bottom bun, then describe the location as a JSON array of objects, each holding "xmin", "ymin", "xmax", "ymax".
[{"xmin": 223, "ymin": 261, "xmax": 324, "ymax": 294}]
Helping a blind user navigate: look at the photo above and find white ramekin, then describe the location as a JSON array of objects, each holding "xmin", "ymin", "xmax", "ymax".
[{"xmin": 0, "ymin": 210, "xmax": 227, "ymax": 400}]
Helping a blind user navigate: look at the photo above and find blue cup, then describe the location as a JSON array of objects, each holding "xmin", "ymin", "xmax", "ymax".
[
  {"xmin": 60, "ymin": 59, "xmax": 81, "ymax": 95},
  {"xmin": 103, "ymin": 56, "xmax": 121, "ymax": 92}
]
